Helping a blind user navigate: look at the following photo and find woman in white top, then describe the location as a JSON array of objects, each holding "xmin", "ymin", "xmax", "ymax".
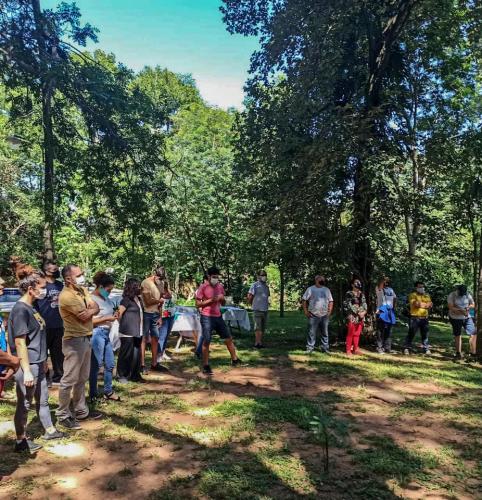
[
  {"xmin": 89, "ymin": 272, "xmax": 120, "ymax": 402},
  {"xmin": 375, "ymin": 277, "xmax": 397, "ymax": 354}
]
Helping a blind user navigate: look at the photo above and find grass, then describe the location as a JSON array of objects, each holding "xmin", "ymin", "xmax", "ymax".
[{"xmin": 0, "ymin": 311, "xmax": 481, "ymax": 499}]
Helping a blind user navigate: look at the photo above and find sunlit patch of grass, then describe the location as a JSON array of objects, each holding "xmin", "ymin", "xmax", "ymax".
[
  {"xmin": 174, "ymin": 419, "xmax": 254, "ymax": 446},
  {"xmin": 353, "ymin": 435, "xmax": 440, "ymax": 487},
  {"xmin": 256, "ymin": 446, "xmax": 317, "ymax": 495}
]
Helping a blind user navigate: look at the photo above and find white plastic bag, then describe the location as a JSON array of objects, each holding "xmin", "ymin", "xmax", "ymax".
[{"xmin": 109, "ymin": 320, "xmax": 121, "ymax": 352}]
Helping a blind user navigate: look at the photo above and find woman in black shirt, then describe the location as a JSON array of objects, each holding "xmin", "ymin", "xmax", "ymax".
[
  {"xmin": 117, "ymin": 278, "xmax": 143, "ymax": 383},
  {"xmin": 8, "ymin": 266, "xmax": 63, "ymax": 453}
]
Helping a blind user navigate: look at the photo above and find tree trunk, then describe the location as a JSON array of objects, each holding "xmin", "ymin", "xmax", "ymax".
[
  {"xmin": 32, "ymin": 0, "xmax": 56, "ymax": 262},
  {"xmin": 279, "ymin": 260, "xmax": 285, "ymax": 318},
  {"xmin": 476, "ymin": 227, "xmax": 482, "ymax": 354},
  {"xmin": 42, "ymin": 79, "xmax": 55, "ymax": 262}
]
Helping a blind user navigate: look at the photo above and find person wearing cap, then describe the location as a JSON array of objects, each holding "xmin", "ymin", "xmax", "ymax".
[
  {"xmin": 302, "ymin": 275, "xmax": 334, "ymax": 354},
  {"xmin": 247, "ymin": 270, "xmax": 270, "ymax": 349},
  {"xmin": 447, "ymin": 284, "xmax": 476, "ymax": 361},
  {"xmin": 403, "ymin": 281, "xmax": 432, "ymax": 355}
]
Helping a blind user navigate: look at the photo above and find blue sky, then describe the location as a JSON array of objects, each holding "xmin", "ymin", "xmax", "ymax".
[{"xmin": 43, "ymin": 0, "xmax": 258, "ymax": 108}]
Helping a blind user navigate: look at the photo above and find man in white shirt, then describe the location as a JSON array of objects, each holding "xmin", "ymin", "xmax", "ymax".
[
  {"xmin": 247, "ymin": 270, "xmax": 270, "ymax": 349},
  {"xmin": 302, "ymin": 275, "xmax": 333, "ymax": 354},
  {"xmin": 447, "ymin": 284, "xmax": 476, "ymax": 361}
]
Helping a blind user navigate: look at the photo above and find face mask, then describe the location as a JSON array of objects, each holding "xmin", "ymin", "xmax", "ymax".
[
  {"xmin": 384, "ymin": 282, "xmax": 390, "ymax": 288},
  {"xmin": 36, "ymin": 288, "xmax": 47, "ymax": 300},
  {"xmin": 416, "ymin": 287, "xmax": 425, "ymax": 294},
  {"xmin": 210, "ymin": 278, "xmax": 219, "ymax": 286},
  {"xmin": 354, "ymin": 282, "xmax": 362, "ymax": 290},
  {"xmin": 75, "ymin": 275, "xmax": 86, "ymax": 286},
  {"xmin": 51, "ymin": 270, "xmax": 61, "ymax": 279},
  {"xmin": 99, "ymin": 287, "xmax": 110, "ymax": 299},
  {"xmin": 259, "ymin": 276, "xmax": 267, "ymax": 282},
  {"xmin": 458, "ymin": 286, "xmax": 467, "ymax": 296}
]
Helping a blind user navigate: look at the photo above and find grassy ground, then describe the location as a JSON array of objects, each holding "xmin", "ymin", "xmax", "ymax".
[{"xmin": 0, "ymin": 311, "xmax": 481, "ymax": 499}]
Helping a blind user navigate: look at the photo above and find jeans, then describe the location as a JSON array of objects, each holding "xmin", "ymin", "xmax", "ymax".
[
  {"xmin": 200, "ymin": 315, "xmax": 231, "ymax": 345},
  {"xmin": 143, "ymin": 312, "xmax": 161, "ymax": 339},
  {"xmin": 158, "ymin": 315, "xmax": 174, "ymax": 353},
  {"xmin": 46, "ymin": 327, "xmax": 64, "ymax": 383},
  {"xmin": 404, "ymin": 317, "xmax": 430, "ymax": 351},
  {"xmin": 306, "ymin": 315, "xmax": 330, "ymax": 352},
  {"xmin": 376, "ymin": 317, "xmax": 393, "ymax": 352},
  {"xmin": 56, "ymin": 336, "xmax": 91, "ymax": 420},
  {"xmin": 14, "ymin": 362, "xmax": 53, "ymax": 436},
  {"xmin": 89, "ymin": 327, "xmax": 114, "ymax": 398}
]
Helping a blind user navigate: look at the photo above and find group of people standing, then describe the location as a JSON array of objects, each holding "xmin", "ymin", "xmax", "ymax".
[
  {"xmin": 298, "ymin": 274, "xmax": 477, "ymax": 359},
  {"xmin": 0, "ymin": 261, "xmax": 478, "ymax": 454}
]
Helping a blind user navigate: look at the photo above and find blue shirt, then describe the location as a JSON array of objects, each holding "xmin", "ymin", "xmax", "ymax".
[{"xmin": 35, "ymin": 280, "xmax": 64, "ymax": 329}]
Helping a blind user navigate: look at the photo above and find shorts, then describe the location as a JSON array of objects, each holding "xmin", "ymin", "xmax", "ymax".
[
  {"xmin": 143, "ymin": 312, "xmax": 161, "ymax": 339},
  {"xmin": 253, "ymin": 311, "xmax": 268, "ymax": 333},
  {"xmin": 450, "ymin": 317, "xmax": 476, "ymax": 337},
  {"xmin": 200, "ymin": 315, "xmax": 231, "ymax": 345}
]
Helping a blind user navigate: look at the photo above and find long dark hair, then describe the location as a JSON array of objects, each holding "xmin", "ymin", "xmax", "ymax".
[{"xmin": 123, "ymin": 278, "xmax": 141, "ymax": 300}]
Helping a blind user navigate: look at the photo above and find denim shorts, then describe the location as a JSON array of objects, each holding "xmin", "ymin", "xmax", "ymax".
[
  {"xmin": 143, "ymin": 312, "xmax": 161, "ymax": 339},
  {"xmin": 200, "ymin": 315, "xmax": 231, "ymax": 345},
  {"xmin": 450, "ymin": 317, "xmax": 476, "ymax": 337}
]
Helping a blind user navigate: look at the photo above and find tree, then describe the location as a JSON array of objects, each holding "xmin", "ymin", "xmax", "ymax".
[{"xmin": 0, "ymin": 0, "xmax": 98, "ymax": 260}]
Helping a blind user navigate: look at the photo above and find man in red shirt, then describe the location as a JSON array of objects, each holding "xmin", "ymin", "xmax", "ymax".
[{"xmin": 195, "ymin": 267, "xmax": 241, "ymax": 375}]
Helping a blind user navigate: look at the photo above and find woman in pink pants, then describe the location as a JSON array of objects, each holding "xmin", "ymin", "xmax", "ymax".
[{"xmin": 344, "ymin": 278, "xmax": 367, "ymax": 355}]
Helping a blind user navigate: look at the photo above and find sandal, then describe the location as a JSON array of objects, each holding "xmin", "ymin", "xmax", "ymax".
[{"xmin": 103, "ymin": 392, "xmax": 121, "ymax": 402}]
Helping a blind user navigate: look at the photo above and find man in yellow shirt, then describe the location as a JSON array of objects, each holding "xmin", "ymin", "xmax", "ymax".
[
  {"xmin": 56, "ymin": 264, "xmax": 99, "ymax": 429},
  {"xmin": 403, "ymin": 281, "xmax": 433, "ymax": 355}
]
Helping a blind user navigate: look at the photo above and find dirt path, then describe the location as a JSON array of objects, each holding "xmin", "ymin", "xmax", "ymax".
[{"xmin": 0, "ymin": 356, "xmax": 480, "ymax": 499}]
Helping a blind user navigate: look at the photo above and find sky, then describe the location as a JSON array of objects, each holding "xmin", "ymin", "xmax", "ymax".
[{"xmin": 43, "ymin": 0, "xmax": 258, "ymax": 109}]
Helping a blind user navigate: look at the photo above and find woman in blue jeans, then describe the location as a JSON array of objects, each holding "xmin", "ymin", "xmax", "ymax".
[{"xmin": 89, "ymin": 272, "xmax": 120, "ymax": 402}]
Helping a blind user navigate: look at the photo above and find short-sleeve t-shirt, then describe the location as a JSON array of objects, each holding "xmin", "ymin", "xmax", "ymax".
[
  {"xmin": 195, "ymin": 282, "xmax": 225, "ymax": 317},
  {"xmin": 59, "ymin": 286, "xmax": 94, "ymax": 339},
  {"xmin": 302, "ymin": 286, "xmax": 333, "ymax": 317},
  {"xmin": 249, "ymin": 281, "xmax": 270, "ymax": 312},
  {"xmin": 8, "ymin": 301, "xmax": 47, "ymax": 364},
  {"xmin": 35, "ymin": 280, "xmax": 64, "ymax": 329},
  {"xmin": 119, "ymin": 296, "xmax": 143, "ymax": 337},
  {"xmin": 408, "ymin": 292, "xmax": 432, "ymax": 318},
  {"xmin": 376, "ymin": 287, "xmax": 397, "ymax": 309},
  {"xmin": 91, "ymin": 294, "xmax": 115, "ymax": 330},
  {"xmin": 447, "ymin": 291, "xmax": 474, "ymax": 320}
]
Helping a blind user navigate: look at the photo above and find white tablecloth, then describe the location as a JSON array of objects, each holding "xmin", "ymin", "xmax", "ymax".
[{"xmin": 222, "ymin": 306, "xmax": 251, "ymax": 331}]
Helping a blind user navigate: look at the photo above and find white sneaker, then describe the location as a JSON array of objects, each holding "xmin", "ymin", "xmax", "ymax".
[{"xmin": 161, "ymin": 353, "xmax": 172, "ymax": 362}]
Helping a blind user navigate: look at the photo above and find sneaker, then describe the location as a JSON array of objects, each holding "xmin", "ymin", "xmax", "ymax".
[
  {"xmin": 150, "ymin": 364, "xmax": 169, "ymax": 372},
  {"xmin": 305, "ymin": 349, "xmax": 314, "ymax": 354},
  {"xmin": 58, "ymin": 417, "xmax": 81, "ymax": 430},
  {"xmin": 42, "ymin": 429, "xmax": 64, "ymax": 440},
  {"xmin": 14, "ymin": 438, "xmax": 42, "ymax": 453},
  {"xmin": 231, "ymin": 358, "xmax": 245, "ymax": 367},
  {"xmin": 161, "ymin": 353, "xmax": 172, "ymax": 361},
  {"xmin": 465, "ymin": 353, "xmax": 477, "ymax": 363},
  {"xmin": 453, "ymin": 352, "xmax": 463, "ymax": 361},
  {"xmin": 202, "ymin": 365, "xmax": 213, "ymax": 376},
  {"xmin": 47, "ymin": 379, "xmax": 53, "ymax": 389},
  {"xmin": 141, "ymin": 366, "xmax": 149, "ymax": 375},
  {"xmin": 77, "ymin": 411, "xmax": 103, "ymax": 421},
  {"xmin": 403, "ymin": 348, "xmax": 410, "ymax": 356},
  {"xmin": 117, "ymin": 377, "xmax": 129, "ymax": 384},
  {"xmin": 376, "ymin": 348, "xmax": 385, "ymax": 354},
  {"xmin": 424, "ymin": 349, "xmax": 431, "ymax": 356},
  {"xmin": 51, "ymin": 381, "xmax": 61, "ymax": 387}
]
